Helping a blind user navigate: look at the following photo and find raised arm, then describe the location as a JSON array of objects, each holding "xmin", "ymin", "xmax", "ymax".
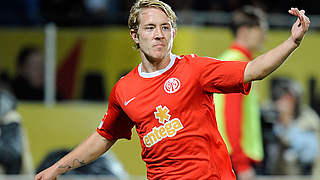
[
  {"xmin": 243, "ymin": 8, "xmax": 310, "ymax": 83},
  {"xmin": 34, "ymin": 131, "xmax": 115, "ymax": 180}
]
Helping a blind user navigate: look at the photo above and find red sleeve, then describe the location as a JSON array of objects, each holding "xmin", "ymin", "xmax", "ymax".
[
  {"xmin": 96, "ymin": 83, "xmax": 134, "ymax": 141},
  {"xmin": 191, "ymin": 55, "xmax": 251, "ymax": 94}
]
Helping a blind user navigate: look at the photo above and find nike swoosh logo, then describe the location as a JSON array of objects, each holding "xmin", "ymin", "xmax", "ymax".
[{"xmin": 124, "ymin": 97, "xmax": 136, "ymax": 106}]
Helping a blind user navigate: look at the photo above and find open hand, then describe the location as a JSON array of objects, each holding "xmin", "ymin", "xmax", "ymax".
[{"xmin": 288, "ymin": 8, "xmax": 310, "ymax": 45}]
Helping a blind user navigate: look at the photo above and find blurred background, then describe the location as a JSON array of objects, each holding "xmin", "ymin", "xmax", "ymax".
[{"xmin": 0, "ymin": 0, "xmax": 319, "ymax": 180}]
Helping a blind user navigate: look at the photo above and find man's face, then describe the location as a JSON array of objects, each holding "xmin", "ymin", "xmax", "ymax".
[
  {"xmin": 275, "ymin": 93, "xmax": 296, "ymax": 125},
  {"xmin": 246, "ymin": 25, "xmax": 266, "ymax": 52},
  {"xmin": 23, "ymin": 52, "xmax": 44, "ymax": 88},
  {"xmin": 131, "ymin": 8, "xmax": 176, "ymax": 61}
]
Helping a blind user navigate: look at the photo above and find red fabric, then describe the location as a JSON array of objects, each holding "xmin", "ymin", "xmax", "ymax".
[
  {"xmin": 224, "ymin": 43, "xmax": 257, "ymax": 173},
  {"xmin": 97, "ymin": 54, "xmax": 251, "ymax": 179},
  {"xmin": 224, "ymin": 93, "xmax": 252, "ymax": 172},
  {"xmin": 57, "ymin": 39, "xmax": 84, "ymax": 99}
]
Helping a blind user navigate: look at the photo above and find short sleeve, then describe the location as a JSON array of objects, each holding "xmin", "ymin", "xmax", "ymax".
[
  {"xmin": 192, "ymin": 56, "xmax": 251, "ymax": 94},
  {"xmin": 97, "ymin": 83, "xmax": 135, "ymax": 141}
]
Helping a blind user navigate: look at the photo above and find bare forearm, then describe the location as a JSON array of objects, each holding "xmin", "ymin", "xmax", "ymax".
[
  {"xmin": 51, "ymin": 131, "xmax": 115, "ymax": 175},
  {"xmin": 244, "ymin": 8, "xmax": 310, "ymax": 83},
  {"xmin": 244, "ymin": 37, "xmax": 298, "ymax": 83}
]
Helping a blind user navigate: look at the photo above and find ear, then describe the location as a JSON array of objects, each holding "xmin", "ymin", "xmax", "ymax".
[
  {"xmin": 173, "ymin": 28, "xmax": 177, "ymax": 39},
  {"xmin": 130, "ymin": 29, "xmax": 139, "ymax": 44}
]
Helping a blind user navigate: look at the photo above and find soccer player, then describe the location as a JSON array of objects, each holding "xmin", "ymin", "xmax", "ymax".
[
  {"xmin": 34, "ymin": 0, "xmax": 310, "ymax": 179},
  {"xmin": 214, "ymin": 6, "xmax": 267, "ymax": 180}
]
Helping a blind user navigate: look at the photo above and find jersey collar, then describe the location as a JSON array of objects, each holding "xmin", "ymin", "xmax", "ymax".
[
  {"xmin": 138, "ymin": 53, "xmax": 178, "ymax": 78},
  {"xmin": 230, "ymin": 43, "xmax": 253, "ymax": 60}
]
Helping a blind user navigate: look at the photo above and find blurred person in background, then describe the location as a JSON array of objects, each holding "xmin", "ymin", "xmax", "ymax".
[
  {"xmin": 214, "ymin": 5, "xmax": 267, "ymax": 180},
  {"xmin": 12, "ymin": 45, "xmax": 45, "ymax": 101},
  {"xmin": 34, "ymin": 0, "xmax": 310, "ymax": 179},
  {"xmin": 0, "ymin": 89, "xmax": 34, "ymax": 174},
  {"xmin": 261, "ymin": 77, "xmax": 319, "ymax": 175},
  {"xmin": 0, "ymin": 59, "xmax": 34, "ymax": 174}
]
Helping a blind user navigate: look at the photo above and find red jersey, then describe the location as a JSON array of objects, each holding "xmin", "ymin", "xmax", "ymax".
[{"xmin": 97, "ymin": 53, "xmax": 251, "ymax": 179}]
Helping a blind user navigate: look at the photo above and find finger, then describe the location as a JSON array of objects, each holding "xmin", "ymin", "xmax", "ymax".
[
  {"xmin": 289, "ymin": 9, "xmax": 300, "ymax": 21},
  {"xmin": 301, "ymin": 11, "xmax": 310, "ymax": 25},
  {"xmin": 289, "ymin": 8, "xmax": 301, "ymax": 17},
  {"xmin": 305, "ymin": 14, "xmax": 310, "ymax": 22},
  {"xmin": 305, "ymin": 15, "xmax": 310, "ymax": 25},
  {"xmin": 291, "ymin": 8, "xmax": 299, "ymax": 14},
  {"xmin": 298, "ymin": 10, "xmax": 305, "ymax": 27},
  {"xmin": 303, "ymin": 15, "xmax": 311, "ymax": 30},
  {"xmin": 299, "ymin": 10, "xmax": 310, "ymax": 29},
  {"xmin": 290, "ymin": 10, "xmax": 302, "ymax": 27},
  {"xmin": 297, "ymin": 10, "xmax": 304, "ymax": 23},
  {"xmin": 291, "ymin": 9, "xmax": 304, "ymax": 28},
  {"xmin": 288, "ymin": 8, "xmax": 297, "ymax": 16}
]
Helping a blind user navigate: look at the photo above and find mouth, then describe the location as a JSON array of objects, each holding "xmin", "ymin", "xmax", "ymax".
[{"xmin": 153, "ymin": 44, "xmax": 165, "ymax": 48}]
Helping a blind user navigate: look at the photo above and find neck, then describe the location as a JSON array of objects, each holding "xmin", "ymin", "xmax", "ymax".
[
  {"xmin": 234, "ymin": 38, "xmax": 252, "ymax": 52},
  {"xmin": 140, "ymin": 52, "xmax": 171, "ymax": 73}
]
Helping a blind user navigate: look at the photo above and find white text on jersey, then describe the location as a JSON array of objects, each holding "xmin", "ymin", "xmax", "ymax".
[{"xmin": 143, "ymin": 105, "xmax": 184, "ymax": 147}]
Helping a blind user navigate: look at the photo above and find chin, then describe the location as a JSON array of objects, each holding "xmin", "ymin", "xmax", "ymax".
[
  {"xmin": 151, "ymin": 51, "xmax": 167, "ymax": 59},
  {"xmin": 141, "ymin": 47, "xmax": 169, "ymax": 61}
]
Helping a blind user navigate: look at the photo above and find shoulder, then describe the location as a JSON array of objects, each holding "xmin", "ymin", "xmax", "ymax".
[
  {"xmin": 174, "ymin": 54, "xmax": 227, "ymax": 74},
  {"xmin": 117, "ymin": 66, "xmax": 138, "ymax": 84},
  {"xmin": 111, "ymin": 67, "xmax": 138, "ymax": 95},
  {"xmin": 297, "ymin": 105, "xmax": 320, "ymax": 131},
  {"xmin": 178, "ymin": 54, "xmax": 221, "ymax": 64}
]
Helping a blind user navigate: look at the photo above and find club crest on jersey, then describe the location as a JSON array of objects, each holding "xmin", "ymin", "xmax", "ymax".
[
  {"xmin": 164, "ymin": 78, "xmax": 181, "ymax": 94},
  {"xmin": 143, "ymin": 105, "xmax": 184, "ymax": 148}
]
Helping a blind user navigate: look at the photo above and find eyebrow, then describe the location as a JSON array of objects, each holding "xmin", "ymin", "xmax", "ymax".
[
  {"xmin": 161, "ymin": 23, "xmax": 170, "ymax": 26},
  {"xmin": 142, "ymin": 23, "xmax": 170, "ymax": 27},
  {"xmin": 143, "ymin": 23, "xmax": 155, "ymax": 27}
]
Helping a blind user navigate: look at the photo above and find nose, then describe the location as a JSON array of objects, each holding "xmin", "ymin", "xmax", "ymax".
[{"xmin": 154, "ymin": 27, "xmax": 164, "ymax": 40}]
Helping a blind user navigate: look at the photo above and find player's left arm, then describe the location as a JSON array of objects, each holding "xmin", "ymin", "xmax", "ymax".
[{"xmin": 243, "ymin": 8, "xmax": 310, "ymax": 83}]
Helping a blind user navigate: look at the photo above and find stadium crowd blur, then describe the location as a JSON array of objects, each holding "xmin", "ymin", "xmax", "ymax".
[
  {"xmin": 0, "ymin": 0, "xmax": 320, "ymax": 178},
  {"xmin": 0, "ymin": 0, "xmax": 319, "ymax": 27},
  {"xmin": 259, "ymin": 78, "xmax": 320, "ymax": 175}
]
